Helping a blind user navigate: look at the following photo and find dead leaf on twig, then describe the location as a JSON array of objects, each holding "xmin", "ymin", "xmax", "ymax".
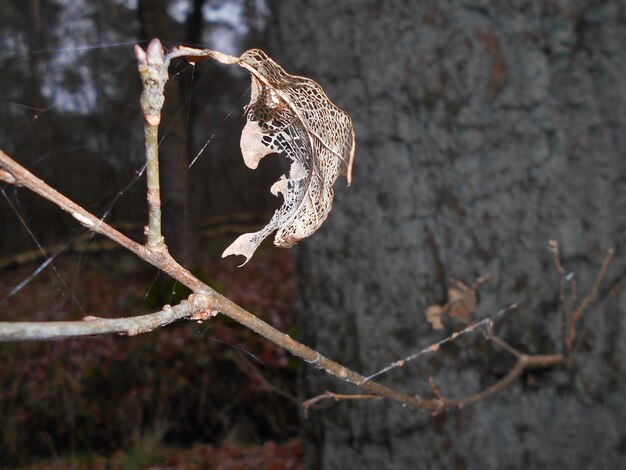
[
  {"xmin": 447, "ymin": 280, "xmax": 477, "ymax": 321},
  {"xmin": 425, "ymin": 305, "xmax": 445, "ymax": 330},
  {"xmin": 424, "ymin": 274, "xmax": 492, "ymax": 329},
  {"xmin": 219, "ymin": 50, "xmax": 356, "ymax": 266}
]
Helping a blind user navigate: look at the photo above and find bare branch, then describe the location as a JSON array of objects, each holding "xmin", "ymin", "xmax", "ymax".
[
  {"xmin": 303, "ymin": 392, "xmax": 380, "ymax": 417},
  {"xmin": 136, "ymin": 39, "xmax": 168, "ymax": 249},
  {"xmin": 489, "ymin": 334, "xmax": 522, "ymax": 358},
  {"xmin": 304, "ymin": 354, "xmax": 566, "ymax": 415},
  {"xmin": 565, "ymin": 248, "xmax": 614, "ymax": 352},
  {"xmin": 548, "ymin": 240, "xmax": 571, "ymax": 351},
  {"xmin": 439, "ymin": 353, "xmax": 566, "ymax": 409},
  {"xmin": 0, "ymin": 297, "xmax": 204, "ymax": 341}
]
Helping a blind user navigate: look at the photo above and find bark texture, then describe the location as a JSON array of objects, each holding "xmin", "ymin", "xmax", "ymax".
[{"xmin": 269, "ymin": 1, "xmax": 626, "ymax": 468}]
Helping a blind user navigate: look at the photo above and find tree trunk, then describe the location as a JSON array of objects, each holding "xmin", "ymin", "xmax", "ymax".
[{"xmin": 268, "ymin": 1, "xmax": 626, "ymax": 468}]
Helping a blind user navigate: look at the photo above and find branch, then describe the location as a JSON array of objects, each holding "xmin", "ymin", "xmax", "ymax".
[
  {"xmin": 302, "ymin": 392, "xmax": 380, "ymax": 417},
  {"xmin": 304, "ymin": 342, "xmax": 566, "ymax": 415},
  {"xmin": 565, "ymin": 248, "xmax": 614, "ymax": 352},
  {"xmin": 0, "ymin": 149, "xmax": 443, "ymax": 411},
  {"xmin": 549, "ymin": 239, "xmax": 571, "ymax": 352},
  {"xmin": 135, "ymin": 40, "xmax": 168, "ymax": 249},
  {"xmin": 0, "ymin": 298, "xmax": 204, "ymax": 340},
  {"xmin": 438, "ymin": 353, "xmax": 565, "ymax": 409}
]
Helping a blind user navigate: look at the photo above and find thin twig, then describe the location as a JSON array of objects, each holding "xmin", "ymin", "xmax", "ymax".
[
  {"xmin": 565, "ymin": 248, "xmax": 614, "ymax": 353},
  {"xmin": 302, "ymin": 392, "xmax": 380, "ymax": 417},
  {"xmin": 489, "ymin": 334, "xmax": 522, "ymax": 357},
  {"xmin": 548, "ymin": 240, "xmax": 570, "ymax": 352},
  {"xmin": 440, "ymin": 353, "xmax": 566, "ymax": 409},
  {"xmin": 135, "ymin": 39, "xmax": 168, "ymax": 249}
]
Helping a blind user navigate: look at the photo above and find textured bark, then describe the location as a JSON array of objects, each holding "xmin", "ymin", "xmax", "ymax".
[{"xmin": 269, "ymin": 1, "xmax": 626, "ymax": 469}]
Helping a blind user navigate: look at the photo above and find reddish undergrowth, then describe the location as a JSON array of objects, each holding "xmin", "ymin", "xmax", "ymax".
[{"xmin": 0, "ymin": 245, "xmax": 301, "ymax": 467}]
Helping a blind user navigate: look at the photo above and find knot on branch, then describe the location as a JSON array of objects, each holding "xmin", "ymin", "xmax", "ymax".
[{"xmin": 187, "ymin": 294, "xmax": 219, "ymax": 322}]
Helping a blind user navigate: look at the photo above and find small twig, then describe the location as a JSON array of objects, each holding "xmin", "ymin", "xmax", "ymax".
[
  {"xmin": 607, "ymin": 277, "xmax": 624, "ymax": 299},
  {"xmin": 565, "ymin": 248, "xmax": 614, "ymax": 353},
  {"xmin": 441, "ymin": 353, "xmax": 566, "ymax": 409},
  {"xmin": 135, "ymin": 39, "xmax": 168, "ymax": 249},
  {"xmin": 489, "ymin": 334, "xmax": 522, "ymax": 357},
  {"xmin": 302, "ymin": 391, "xmax": 380, "ymax": 417},
  {"xmin": 473, "ymin": 273, "xmax": 493, "ymax": 289},
  {"xmin": 165, "ymin": 46, "xmax": 240, "ymax": 66},
  {"xmin": 428, "ymin": 376, "xmax": 444, "ymax": 400},
  {"xmin": 549, "ymin": 240, "xmax": 571, "ymax": 352}
]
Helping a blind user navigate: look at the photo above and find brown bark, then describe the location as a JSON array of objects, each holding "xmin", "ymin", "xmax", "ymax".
[{"xmin": 269, "ymin": 1, "xmax": 626, "ymax": 468}]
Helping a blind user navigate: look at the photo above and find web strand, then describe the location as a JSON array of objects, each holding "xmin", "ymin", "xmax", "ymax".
[{"xmin": 0, "ymin": 187, "xmax": 85, "ymax": 314}]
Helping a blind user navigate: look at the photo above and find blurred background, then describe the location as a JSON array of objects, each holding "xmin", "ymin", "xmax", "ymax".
[
  {"xmin": 1, "ymin": 1, "xmax": 625, "ymax": 469},
  {"xmin": 1, "ymin": 1, "xmax": 303, "ymax": 468}
]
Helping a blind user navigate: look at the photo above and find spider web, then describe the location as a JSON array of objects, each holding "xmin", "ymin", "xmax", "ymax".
[{"xmin": 0, "ymin": 2, "xmax": 261, "ymax": 320}]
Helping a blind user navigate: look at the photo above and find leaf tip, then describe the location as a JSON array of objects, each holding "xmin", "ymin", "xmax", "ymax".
[{"xmin": 222, "ymin": 232, "xmax": 259, "ymax": 267}]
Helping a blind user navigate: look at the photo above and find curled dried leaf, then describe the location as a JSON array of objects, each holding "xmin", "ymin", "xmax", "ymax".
[
  {"xmin": 218, "ymin": 49, "xmax": 355, "ymax": 266},
  {"xmin": 425, "ymin": 304, "xmax": 445, "ymax": 330},
  {"xmin": 447, "ymin": 281, "xmax": 477, "ymax": 321}
]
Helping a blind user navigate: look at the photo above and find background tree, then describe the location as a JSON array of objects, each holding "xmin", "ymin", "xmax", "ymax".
[
  {"xmin": 0, "ymin": 1, "xmax": 298, "ymax": 465},
  {"xmin": 268, "ymin": 1, "xmax": 626, "ymax": 468}
]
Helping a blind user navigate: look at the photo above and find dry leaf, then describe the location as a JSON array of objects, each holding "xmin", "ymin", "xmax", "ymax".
[
  {"xmin": 424, "ymin": 275, "xmax": 491, "ymax": 329},
  {"xmin": 218, "ymin": 49, "xmax": 355, "ymax": 266},
  {"xmin": 425, "ymin": 304, "xmax": 445, "ymax": 330},
  {"xmin": 447, "ymin": 281, "xmax": 477, "ymax": 321}
]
